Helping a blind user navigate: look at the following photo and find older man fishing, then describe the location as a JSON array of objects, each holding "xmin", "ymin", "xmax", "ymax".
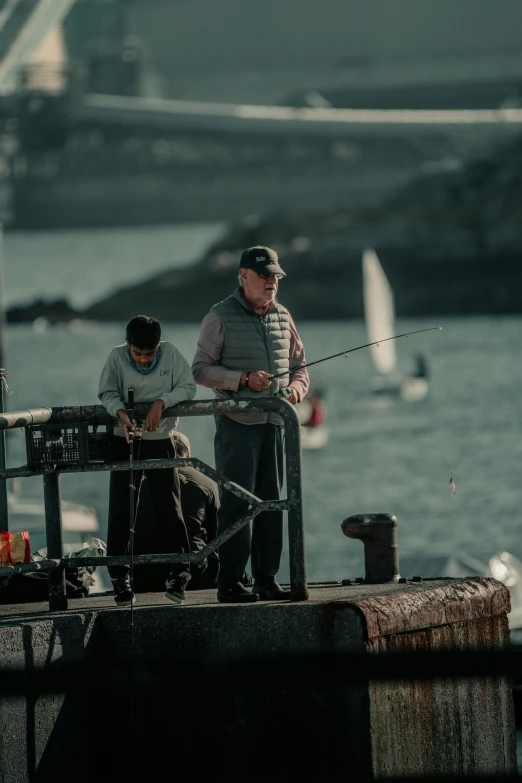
[{"xmin": 192, "ymin": 246, "xmax": 309, "ymax": 602}]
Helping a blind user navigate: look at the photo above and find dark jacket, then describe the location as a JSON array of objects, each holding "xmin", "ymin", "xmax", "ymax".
[
  {"xmin": 178, "ymin": 466, "xmax": 218, "ymax": 553},
  {"xmin": 178, "ymin": 466, "xmax": 220, "ymax": 589}
]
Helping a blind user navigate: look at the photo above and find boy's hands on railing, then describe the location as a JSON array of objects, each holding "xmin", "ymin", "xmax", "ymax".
[
  {"xmin": 144, "ymin": 399, "xmax": 165, "ymax": 434},
  {"xmin": 117, "ymin": 409, "xmax": 136, "ymax": 444}
]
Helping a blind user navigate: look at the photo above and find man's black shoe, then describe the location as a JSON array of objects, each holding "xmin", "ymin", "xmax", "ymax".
[
  {"xmin": 165, "ymin": 570, "xmax": 191, "ymax": 604},
  {"xmin": 217, "ymin": 580, "xmax": 259, "ymax": 603},
  {"xmin": 111, "ymin": 575, "xmax": 135, "ymax": 607},
  {"xmin": 252, "ymin": 577, "xmax": 291, "ymax": 601}
]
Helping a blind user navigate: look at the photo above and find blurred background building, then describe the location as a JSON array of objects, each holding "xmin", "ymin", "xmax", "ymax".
[
  {"xmin": 1, "ymin": 0, "xmax": 522, "ymax": 230},
  {"xmin": 0, "ymin": 0, "xmax": 521, "ymax": 321}
]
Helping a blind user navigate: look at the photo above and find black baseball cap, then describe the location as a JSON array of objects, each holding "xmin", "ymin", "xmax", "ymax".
[{"xmin": 239, "ymin": 246, "xmax": 286, "ymax": 277}]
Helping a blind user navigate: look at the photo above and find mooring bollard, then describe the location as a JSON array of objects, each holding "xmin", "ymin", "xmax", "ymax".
[{"xmin": 341, "ymin": 513, "xmax": 400, "ymax": 583}]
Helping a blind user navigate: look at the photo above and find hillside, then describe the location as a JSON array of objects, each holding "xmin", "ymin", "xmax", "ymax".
[
  {"xmin": 80, "ymin": 133, "xmax": 522, "ymax": 322},
  {"xmin": 8, "ymin": 133, "xmax": 522, "ymax": 324}
]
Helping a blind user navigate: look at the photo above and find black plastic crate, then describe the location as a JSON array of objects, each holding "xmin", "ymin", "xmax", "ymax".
[{"xmin": 25, "ymin": 423, "xmax": 114, "ymax": 468}]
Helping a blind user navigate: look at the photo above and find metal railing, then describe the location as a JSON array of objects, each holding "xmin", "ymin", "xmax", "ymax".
[{"xmin": 0, "ymin": 396, "xmax": 307, "ymax": 608}]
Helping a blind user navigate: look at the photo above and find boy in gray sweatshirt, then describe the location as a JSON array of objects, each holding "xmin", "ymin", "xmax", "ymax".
[{"xmin": 98, "ymin": 314, "xmax": 196, "ymax": 606}]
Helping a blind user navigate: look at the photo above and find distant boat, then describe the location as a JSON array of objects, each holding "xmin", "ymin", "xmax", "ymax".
[
  {"xmin": 362, "ymin": 248, "xmax": 429, "ymax": 402},
  {"xmin": 297, "ymin": 393, "xmax": 329, "ymax": 450}
]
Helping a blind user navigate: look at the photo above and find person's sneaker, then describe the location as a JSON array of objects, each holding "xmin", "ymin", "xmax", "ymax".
[
  {"xmin": 252, "ymin": 576, "xmax": 291, "ymax": 601},
  {"xmin": 217, "ymin": 579, "xmax": 259, "ymax": 603},
  {"xmin": 111, "ymin": 575, "xmax": 135, "ymax": 607},
  {"xmin": 165, "ymin": 571, "xmax": 191, "ymax": 604}
]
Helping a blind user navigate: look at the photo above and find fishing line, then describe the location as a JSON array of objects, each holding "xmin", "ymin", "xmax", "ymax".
[
  {"xmin": 126, "ymin": 387, "xmax": 147, "ymax": 736},
  {"xmin": 437, "ymin": 328, "xmax": 455, "ymax": 497},
  {"xmin": 125, "ymin": 389, "xmax": 145, "ymax": 661},
  {"xmin": 270, "ymin": 327, "xmax": 442, "ymax": 380},
  {"xmin": 127, "ymin": 392, "xmax": 136, "ymax": 656},
  {"xmin": 272, "ymin": 324, "xmax": 453, "ymax": 497},
  {"xmin": 129, "ymin": 441, "xmax": 147, "ymax": 648}
]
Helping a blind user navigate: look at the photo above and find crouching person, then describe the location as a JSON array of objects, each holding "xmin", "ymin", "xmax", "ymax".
[
  {"xmin": 169, "ymin": 430, "xmax": 220, "ymax": 589},
  {"xmin": 98, "ymin": 315, "xmax": 196, "ymax": 606}
]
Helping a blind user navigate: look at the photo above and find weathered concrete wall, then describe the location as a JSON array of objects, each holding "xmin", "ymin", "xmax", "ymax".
[
  {"xmin": 0, "ymin": 613, "xmax": 98, "ymax": 781},
  {"xmin": 0, "ymin": 578, "xmax": 516, "ymax": 781},
  {"xmin": 349, "ymin": 578, "xmax": 517, "ymax": 777},
  {"xmin": 369, "ymin": 615, "xmax": 515, "ymax": 777}
]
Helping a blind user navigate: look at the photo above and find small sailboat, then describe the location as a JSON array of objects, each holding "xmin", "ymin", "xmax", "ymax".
[{"xmin": 362, "ymin": 249, "xmax": 429, "ymax": 402}]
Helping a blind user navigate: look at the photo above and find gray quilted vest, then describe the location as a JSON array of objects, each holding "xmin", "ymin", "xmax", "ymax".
[{"xmin": 210, "ymin": 288, "xmax": 291, "ymax": 425}]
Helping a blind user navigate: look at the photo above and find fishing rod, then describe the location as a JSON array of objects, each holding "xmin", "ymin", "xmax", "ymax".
[
  {"xmin": 126, "ymin": 388, "xmax": 143, "ymax": 627},
  {"xmin": 127, "ymin": 387, "xmax": 137, "ymax": 622},
  {"xmin": 271, "ymin": 326, "xmax": 442, "ymax": 381}
]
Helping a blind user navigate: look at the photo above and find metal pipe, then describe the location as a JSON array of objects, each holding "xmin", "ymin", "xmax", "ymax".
[
  {"xmin": 341, "ymin": 513, "xmax": 400, "ymax": 584},
  {"xmin": 0, "ymin": 407, "xmax": 53, "ymax": 430},
  {"xmin": 0, "ymin": 504, "xmax": 286, "ymax": 576},
  {"xmin": 0, "ymin": 397, "xmax": 308, "ymax": 427},
  {"xmin": 0, "ymin": 226, "xmax": 7, "ymax": 528},
  {"xmin": 43, "ymin": 472, "xmax": 67, "ymax": 611},
  {"xmin": 0, "ymin": 559, "xmax": 60, "ymax": 576},
  {"xmin": 0, "ymin": 459, "xmax": 292, "ymax": 510},
  {"xmin": 0, "ymin": 369, "xmax": 8, "ymax": 529},
  {"xmin": 284, "ymin": 401, "xmax": 308, "ymax": 601}
]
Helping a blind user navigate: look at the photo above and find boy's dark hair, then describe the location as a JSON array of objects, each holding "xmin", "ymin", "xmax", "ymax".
[{"xmin": 126, "ymin": 315, "xmax": 161, "ymax": 349}]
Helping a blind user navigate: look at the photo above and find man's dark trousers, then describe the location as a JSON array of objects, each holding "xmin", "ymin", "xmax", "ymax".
[
  {"xmin": 214, "ymin": 416, "xmax": 284, "ymax": 582},
  {"xmin": 107, "ymin": 436, "xmax": 190, "ymax": 580}
]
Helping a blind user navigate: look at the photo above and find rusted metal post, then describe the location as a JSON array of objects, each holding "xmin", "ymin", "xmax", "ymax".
[
  {"xmin": 0, "ymin": 369, "xmax": 8, "ymax": 529},
  {"xmin": 0, "ymin": 227, "xmax": 5, "ymax": 371},
  {"xmin": 341, "ymin": 513, "xmax": 400, "ymax": 584},
  {"xmin": 284, "ymin": 401, "xmax": 308, "ymax": 601},
  {"xmin": 43, "ymin": 472, "xmax": 67, "ymax": 610}
]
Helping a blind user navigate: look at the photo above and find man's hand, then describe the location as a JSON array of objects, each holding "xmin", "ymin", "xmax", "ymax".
[
  {"xmin": 117, "ymin": 409, "xmax": 136, "ymax": 444},
  {"xmin": 245, "ymin": 371, "xmax": 273, "ymax": 391},
  {"xmin": 287, "ymin": 387, "xmax": 299, "ymax": 405},
  {"xmin": 144, "ymin": 399, "xmax": 165, "ymax": 433}
]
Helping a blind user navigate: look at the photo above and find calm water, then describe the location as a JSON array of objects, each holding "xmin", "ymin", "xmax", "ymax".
[
  {"xmin": 2, "ymin": 223, "xmax": 224, "ymax": 308},
  {"xmin": 2, "ymin": 223, "xmax": 521, "ymax": 583},
  {"xmin": 2, "ymin": 314, "xmax": 521, "ymax": 584}
]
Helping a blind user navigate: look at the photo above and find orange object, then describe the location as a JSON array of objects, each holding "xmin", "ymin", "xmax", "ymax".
[{"xmin": 0, "ymin": 531, "xmax": 31, "ymax": 566}]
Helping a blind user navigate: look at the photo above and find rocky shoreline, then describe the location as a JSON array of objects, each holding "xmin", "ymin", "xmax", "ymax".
[{"xmin": 7, "ymin": 133, "xmax": 522, "ymax": 324}]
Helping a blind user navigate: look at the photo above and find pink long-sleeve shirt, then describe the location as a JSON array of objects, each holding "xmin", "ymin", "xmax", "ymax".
[{"xmin": 192, "ymin": 311, "xmax": 309, "ymax": 402}]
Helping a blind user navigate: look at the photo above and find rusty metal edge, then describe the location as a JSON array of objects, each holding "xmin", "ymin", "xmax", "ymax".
[{"xmin": 309, "ymin": 577, "xmax": 511, "ymax": 640}]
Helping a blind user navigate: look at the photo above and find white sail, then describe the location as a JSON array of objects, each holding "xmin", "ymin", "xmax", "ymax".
[{"xmin": 362, "ymin": 248, "xmax": 396, "ymax": 375}]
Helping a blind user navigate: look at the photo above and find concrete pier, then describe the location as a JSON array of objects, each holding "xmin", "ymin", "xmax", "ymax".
[{"xmin": 0, "ymin": 577, "xmax": 516, "ymax": 781}]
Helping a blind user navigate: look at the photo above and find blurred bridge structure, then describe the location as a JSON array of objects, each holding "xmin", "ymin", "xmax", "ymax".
[
  {"xmin": 0, "ymin": 0, "xmax": 74, "ymax": 93},
  {"xmin": 1, "ymin": 0, "xmax": 522, "ymax": 229},
  {"xmin": 74, "ymin": 91, "xmax": 522, "ymax": 139}
]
